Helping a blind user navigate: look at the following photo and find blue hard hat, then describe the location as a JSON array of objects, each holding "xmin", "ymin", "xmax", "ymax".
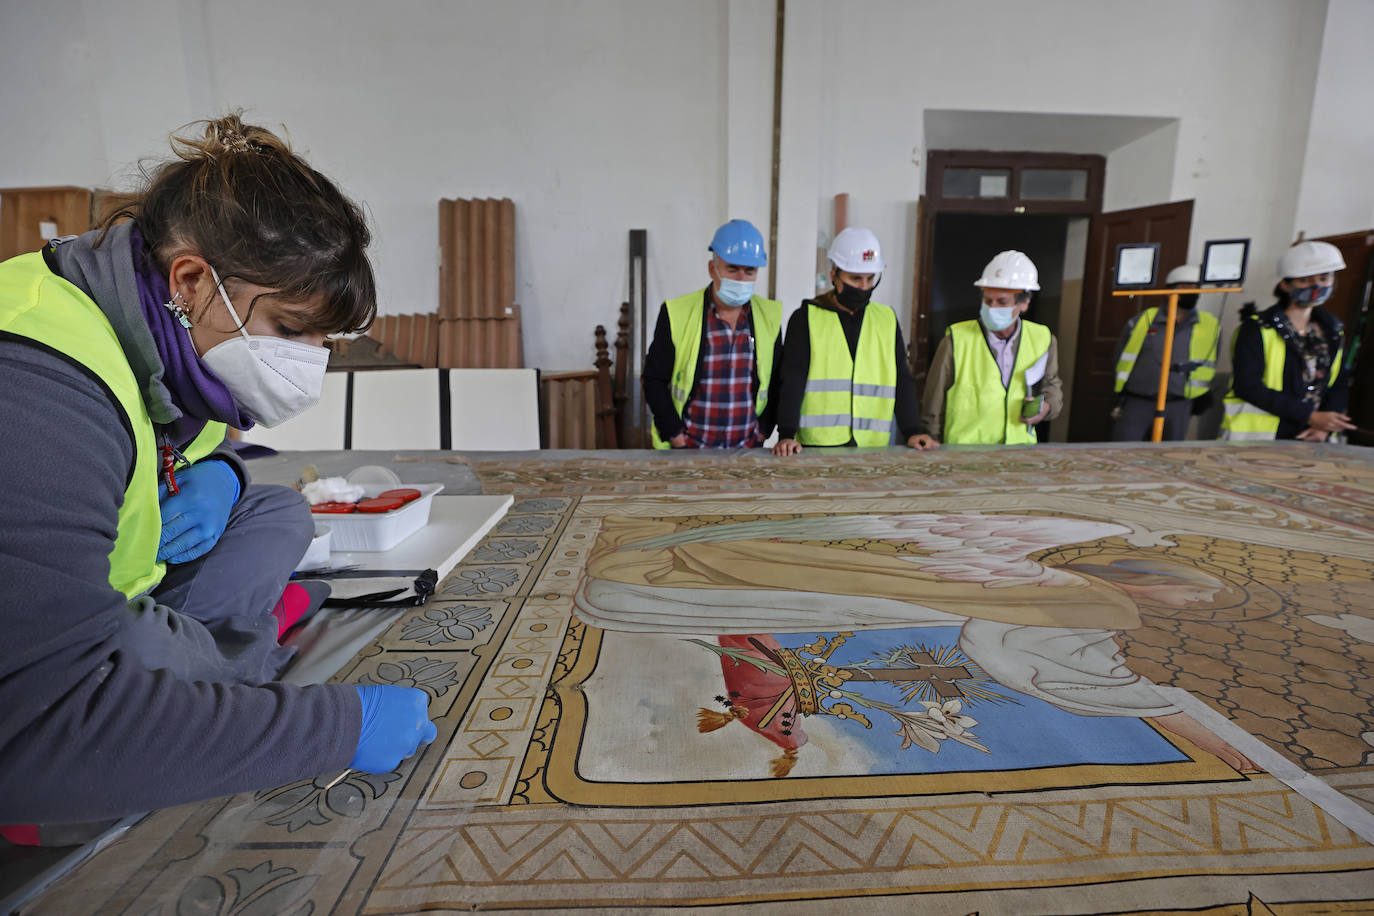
[{"xmin": 708, "ymin": 219, "xmax": 767, "ymax": 268}]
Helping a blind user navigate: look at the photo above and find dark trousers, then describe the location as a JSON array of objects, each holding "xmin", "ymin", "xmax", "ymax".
[
  {"xmin": 1112, "ymin": 393, "xmax": 1192, "ymax": 442},
  {"xmin": 126, "ymin": 484, "xmax": 313, "ymax": 686},
  {"xmin": 13, "ymin": 484, "xmax": 313, "ymax": 844}
]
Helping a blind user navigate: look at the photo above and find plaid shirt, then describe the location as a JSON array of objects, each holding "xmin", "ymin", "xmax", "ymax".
[{"xmin": 681, "ymin": 303, "xmax": 762, "ymax": 448}]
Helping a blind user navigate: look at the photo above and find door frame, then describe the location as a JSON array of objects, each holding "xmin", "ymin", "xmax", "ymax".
[
  {"xmin": 910, "ymin": 151, "xmax": 1105, "ymax": 389},
  {"xmin": 924, "ymin": 150, "xmax": 1105, "ymax": 215}
]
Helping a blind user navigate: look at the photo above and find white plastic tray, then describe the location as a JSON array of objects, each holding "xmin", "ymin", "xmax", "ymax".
[{"xmin": 317, "ymin": 483, "xmax": 445, "ymax": 551}]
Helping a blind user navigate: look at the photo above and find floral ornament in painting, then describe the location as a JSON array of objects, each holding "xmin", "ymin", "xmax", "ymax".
[
  {"xmin": 471, "ymin": 539, "xmax": 542, "ymax": 562},
  {"xmin": 176, "ymin": 860, "xmax": 317, "ymax": 916},
  {"xmin": 366, "ymin": 656, "xmax": 461, "ymax": 696},
  {"xmin": 444, "ymin": 566, "xmax": 520, "ymax": 596},
  {"xmin": 250, "ymin": 770, "xmax": 402, "ymax": 833},
  {"xmin": 890, "ymin": 700, "xmax": 988, "ymax": 753},
  {"xmin": 495, "ymin": 515, "xmax": 557, "ymax": 535},
  {"xmin": 512, "ymin": 498, "xmax": 566, "ymax": 514},
  {"xmin": 401, "ymin": 604, "xmax": 495, "ymax": 645}
]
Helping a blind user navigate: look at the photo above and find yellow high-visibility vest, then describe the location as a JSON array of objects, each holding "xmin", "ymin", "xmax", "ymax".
[
  {"xmin": 943, "ymin": 319, "xmax": 1051, "ymax": 445},
  {"xmin": 1115, "ymin": 307, "xmax": 1220, "ymax": 399},
  {"xmin": 1220, "ymin": 317, "xmax": 1342, "ymax": 441},
  {"xmin": 651, "ymin": 287, "xmax": 782, "ymax": 448},
  {"xmin": 0, "ymin": 253, "xmax": 226, "ymax": 598},
  {"xmin": 798, "ymin": 302, "xmax": 898, "ymax": 447}
]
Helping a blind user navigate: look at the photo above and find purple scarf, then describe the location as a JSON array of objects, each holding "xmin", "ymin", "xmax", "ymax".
[{"xmin": 128, "ymin": 226, "xmax": 254, "ymax": 435}]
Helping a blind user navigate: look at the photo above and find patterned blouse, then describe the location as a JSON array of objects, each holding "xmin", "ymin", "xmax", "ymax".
[{"xmin": 1279, "ymin": 313, "xmax": 1333, "ymax": 410}]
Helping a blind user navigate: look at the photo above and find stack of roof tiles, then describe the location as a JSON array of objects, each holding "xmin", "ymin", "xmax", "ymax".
[
  {"xmin": 438, "ymin": 197, "xmax": 522, "ymax": 367},
  {"xmin": 368, "ymin": 197, "xmax": 523, "ymax": 369}
]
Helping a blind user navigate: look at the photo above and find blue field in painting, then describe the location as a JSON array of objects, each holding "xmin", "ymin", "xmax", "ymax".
[{"xmin": 771, "ymin": 628, "xmax": 1187, "ymax": 774}]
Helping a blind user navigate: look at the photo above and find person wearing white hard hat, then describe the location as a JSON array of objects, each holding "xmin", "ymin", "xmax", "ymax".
[
  {"xmin": 921, "ymin": 251, "xmax": 1063, "ymax": 445},
  {"xmin": 642, "ymin": 219, "xmax": 784, "ymax": 449},
  {"xmin": 1110, "ymin": 264, "xmax": 1222, "ymax": 441},
  {"xmin": 1220, "ymin": 241, "xmax": 1353, "ymax": 441},
  {"xmin": 771, "ymin": 226, "xmax": 935, "ymax": 455}
]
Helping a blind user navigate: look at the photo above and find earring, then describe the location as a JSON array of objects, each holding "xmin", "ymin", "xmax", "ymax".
[{"xmin": 164, "ymin": 290, "xmax": 193, "ymax": 329}]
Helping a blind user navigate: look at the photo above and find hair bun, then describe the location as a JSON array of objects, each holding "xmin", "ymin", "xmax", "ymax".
[
  {"xmin": 115, "ymin": 109, "xmax": 375, "ymax": 336},
  {"xmin": 202, "ymin": 113, "xmax": 285, "ymax": 158},
  {"xmin": 211, "ymin": 119, "xmax": 260, "ymax": 155},
  {"xmin": 217, "ymin": 129, "xmax": 255, "ymax": 154}
]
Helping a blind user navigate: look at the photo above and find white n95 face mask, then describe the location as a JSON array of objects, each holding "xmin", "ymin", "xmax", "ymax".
[{"xmin": 199, "ymin": 265, "xmax": 329, "ymax": 428}]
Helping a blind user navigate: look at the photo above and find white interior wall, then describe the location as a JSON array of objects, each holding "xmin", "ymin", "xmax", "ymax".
[
  {"xmin": 1102, "ymin": 124, "xmax": 1179, "ymax": 214},
  {"xmin": 0, "ymin": 0, "xmax": 729, "ymax": 375},
  {"xmin": 773, "ymin": 0, "xmax": 824, "ymax": 326},
  {"xmin": 1293, "ymin": 0, "xmax": 1374, "ymax": 238},
  {"xmin": 810, "ymin": 0, "xmax": 1329, "ymax": 347},
  {"xmin": 1, "ymin": 0, "xmax": 1366, "ymax": 386},
  {"xmin": 725, "ymin": 0, "xmax": 777, "ymax": 257},
  {"xmin": 0, "ymin": 2, "xmax": 112, "ymax": 186}
]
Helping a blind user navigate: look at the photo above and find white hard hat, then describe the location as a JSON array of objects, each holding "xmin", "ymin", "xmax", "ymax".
[
  {"xmin": 827, "ymin": 226, "xmax": 885, "ymax": 273},
  {"xmin": 974, "ymin": 250, "xmax": 1040, "ymax": 291},
  {"xmin": 1277, "ymin": 241, "xmax": 1345, "ymax": 279},
  {"xmin": 1165, "ymin": 264, "xmax": 1200, "ymax": 285}
]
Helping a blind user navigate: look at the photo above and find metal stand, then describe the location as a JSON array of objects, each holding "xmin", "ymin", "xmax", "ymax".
[
  {"xmin": 1111, "ymin": 285, "xmax": 1241, "ymax": 441},
  {"xmin": 628, "ymin": 229, "xmax": 648, "ymax": 448}
]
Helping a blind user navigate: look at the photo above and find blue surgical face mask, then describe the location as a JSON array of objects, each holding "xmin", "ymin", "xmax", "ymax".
[
  {"xmin": 980, "ymin": 303, "xmax": 1018, "ymax": 332},
  {"xmin": 1290, "ymin": 283, "xmax": 1332, "ymax": 306},
  {"xmin": 716, "ymin": 277, "xmax": 754, "ymax": 307}
]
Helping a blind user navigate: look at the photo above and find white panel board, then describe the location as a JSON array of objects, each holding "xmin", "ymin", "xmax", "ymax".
[
  {"xmin": 238, "ymin": 372, "xmax": 348, "ymax": 451},
  {"xmin": 352, "ymin": 369, "xmax": 443, "ymax": 450},
  {"xmin": 449, "ymin": 368, "xmax": 541, "ymax": 451}
]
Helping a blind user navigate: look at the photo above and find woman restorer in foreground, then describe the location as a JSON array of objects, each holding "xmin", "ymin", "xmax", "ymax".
[{"xmin": 0, "ymin": 114, "xmax": 434, "ymax": 839}]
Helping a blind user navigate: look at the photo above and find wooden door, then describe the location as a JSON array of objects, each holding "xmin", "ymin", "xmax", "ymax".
[
  {"xmin": 1068, "ymin": 200, "xmax": 1194, "ymax": 442},
  {"xmin": 908, "ymin": 195, "xmax": 936, "ymax": 388}
]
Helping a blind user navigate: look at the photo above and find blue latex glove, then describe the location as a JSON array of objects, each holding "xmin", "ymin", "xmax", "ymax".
[
  {"xmin": 157, "ymin": 459, "xmax": 242, "ymax": 564},
  {"xmin": 350, "ymin": 685, "xmax": 438, "ymax": 773}
]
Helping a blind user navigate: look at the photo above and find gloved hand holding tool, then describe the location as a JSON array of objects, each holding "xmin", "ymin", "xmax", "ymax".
[
  {"xmin": 350, "ymin": 685, "xmax": 438, "ymax": 773},
  {"xmin": 157, "ymin": 459, "xmax": 241, "ymax": 564}
]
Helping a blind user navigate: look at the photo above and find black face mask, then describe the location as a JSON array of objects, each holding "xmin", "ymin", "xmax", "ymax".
[
  {"xmin": 835, "ymin": 277, "xmax": 878, "ymax": 309},
  {"xmin": 1177, "ymin": 293, "xmax": 1199, "ymax": 310}
]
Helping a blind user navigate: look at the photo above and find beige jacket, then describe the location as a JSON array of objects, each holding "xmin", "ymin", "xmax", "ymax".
[{"xmin": 920, "ymin": 320, "xmax": 1063, "ymax": 441}]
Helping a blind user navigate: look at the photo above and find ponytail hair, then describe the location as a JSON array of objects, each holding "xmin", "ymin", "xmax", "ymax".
[{"xmin": 99, "ymin": 112, "xmax": 376, "ymax": 334}]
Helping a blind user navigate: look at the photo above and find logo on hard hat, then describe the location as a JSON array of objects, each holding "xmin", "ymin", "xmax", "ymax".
[{"xmin": 862, "ymin": 250, "xmax": 875, "ymax": 262}]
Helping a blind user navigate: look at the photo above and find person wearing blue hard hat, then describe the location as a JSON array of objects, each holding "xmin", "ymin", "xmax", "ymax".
[{"xmin": 642, "ymin": 219, "xmax": 784, "ymax": 448}]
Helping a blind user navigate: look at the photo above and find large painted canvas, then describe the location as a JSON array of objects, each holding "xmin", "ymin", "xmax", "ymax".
[{"xmin": 30, "ymin": 445, "xmax": 1374, "ymax": 915}]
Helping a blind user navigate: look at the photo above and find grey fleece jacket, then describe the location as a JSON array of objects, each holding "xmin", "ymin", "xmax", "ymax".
[{"xmin": 0, "ymin": 228, "xmax": 360, "ymax": 823}]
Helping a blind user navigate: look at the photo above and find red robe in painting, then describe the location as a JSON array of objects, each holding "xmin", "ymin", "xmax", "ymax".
[{"xmin": 715, "ymin": 635, "xmax": 806, "ymax": 751}]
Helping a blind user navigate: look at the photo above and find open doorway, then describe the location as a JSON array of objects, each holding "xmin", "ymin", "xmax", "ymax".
[
  {"xmin": 927, "ymin": 212, "xmax": 1090, "ymax": 441},
  {"xmin": 912, "ymin": 149, "xmax": 1104, "ymax": 442}
]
